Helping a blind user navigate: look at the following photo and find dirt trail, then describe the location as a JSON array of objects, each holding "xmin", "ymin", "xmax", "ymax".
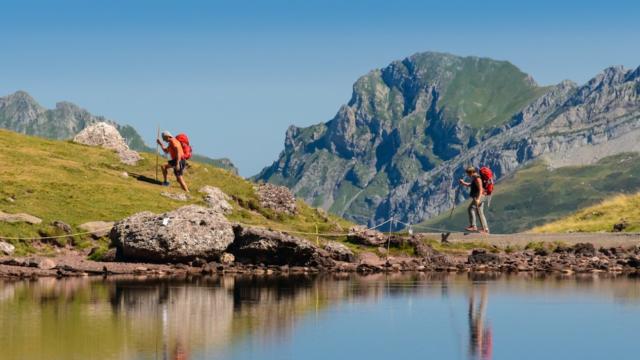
[{"xmin": 421, "ymin": 232, "xmax": 640, "ymax": 248}]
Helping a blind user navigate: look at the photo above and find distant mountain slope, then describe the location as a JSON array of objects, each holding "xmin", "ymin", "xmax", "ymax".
[
  {"xmin": 0, "ymin": 91, "xmax": 238, "ymax": 173},
  {"xmin": 258, "ymin": 51, "xmax": 640, "ymax": 229},
  {"xmin": 424, "ymin": 153, "xmax": 640, "ymax": 233}
]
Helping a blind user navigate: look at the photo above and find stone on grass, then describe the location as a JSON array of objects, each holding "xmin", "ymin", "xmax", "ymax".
[
  {"xmin": 255, "ymin": 183, "xmax": 297, "ymax": 215},
  {"xmin": 0, "ymin": 241, "xmax": 15, "ymax": 256},
  {"xmin": 199, "ymin": 186, "xmax": 233, "ymax": 214},
  {"xmin": 110, "ymin": 205, "xmax": 234, "ymax": 263},
  {"xmin": 0, "ymin": 211, "xmax": 42, "ymax": 225},
  {"xmin": 79, "ymin": 221, "xmax": 114, "ymax": 239},
  {"xmin": 323, "ymin": 241, "xmax": 355, "ymax": 262},
  {"xmin": 160, "ymin": 192, "xmax": 189, "ymax": 201}
]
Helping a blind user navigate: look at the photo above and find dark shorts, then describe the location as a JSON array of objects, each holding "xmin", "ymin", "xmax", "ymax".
[{"xmin": 168, "ymin": 159, "xmax": 187, "ymax": 176}]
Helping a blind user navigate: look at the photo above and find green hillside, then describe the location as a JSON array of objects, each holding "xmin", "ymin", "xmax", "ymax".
[
  {"xmin": 532, "ymin": 193, "xmax": 640, "ymax": 233},
  {"xmin": 0, "ymin": 129, "xmax": 351, "ymax": 254},
  {"xmin": 423, "ymin": 153, "xmax": 640, "ymax": 233}
]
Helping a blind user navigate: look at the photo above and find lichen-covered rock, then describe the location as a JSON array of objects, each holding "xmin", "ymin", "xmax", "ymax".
[
  {"xmin": 110, "ymin": 205, "xmax": 234, "ymax": 263},
  {"xmin": 228, "ymin": 225, "xmax": 333, "ymax": 267},
  {"xmin": 323, "ymin": 241, "xmax": 355, "ymax": 262},
  {"xmin": 199, "ymin": 186, "xmax": 233, "ymax": 214},
  {"xmin": 73, "ymin": 122, "xmax": 142, "ymax": 165},
  {"xmin": 255, "ymin": 183, "xmax": 297, "ymax": 215},
  {"xmin": 52, "ymin": 220, "xmax": 72, "ymax": 234},
  {"xmin": 0, "ymin": 211, "xmax": 42, "ymax": 225}
]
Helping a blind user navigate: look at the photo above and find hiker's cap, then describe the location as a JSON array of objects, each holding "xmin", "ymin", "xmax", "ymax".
[
  {"xmin": 161, "ymin": 131, "xmax": 172, "ymax": 138},
  {"xmin": 465, "ymin": 166, "xmax": 476, "ymax": 174}
]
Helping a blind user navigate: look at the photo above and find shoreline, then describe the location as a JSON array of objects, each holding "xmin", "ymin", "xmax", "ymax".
[{"xmin": 3, "ymin": 239, "xmax": 640, "ymax": 279}]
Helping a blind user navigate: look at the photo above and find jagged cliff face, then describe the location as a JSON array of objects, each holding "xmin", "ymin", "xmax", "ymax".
[{"xmin": 258, "ymin": 52, "xmax": 640, "ymax": 226}]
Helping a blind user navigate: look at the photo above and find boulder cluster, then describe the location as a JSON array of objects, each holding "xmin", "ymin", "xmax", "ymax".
[
  {"xmin": 73, "ymin": 122, "xmax": 142, "ymax": 165},
  {"xmin": 255, "ymin": 183, "xmax": 297, "ymax": 215}
]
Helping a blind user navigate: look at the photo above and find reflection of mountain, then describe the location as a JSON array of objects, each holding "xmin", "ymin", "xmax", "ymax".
[{"xmin": 1, "ymin": 274, "xmax": 640, "ymax": 359}]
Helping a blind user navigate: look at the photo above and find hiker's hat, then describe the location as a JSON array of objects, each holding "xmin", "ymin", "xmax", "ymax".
[
  {"xmin": 161, "ymin": 131, "xmax": 172, "ymax": 138},
  {"xmin": 465, "ymin": 166, "xmax": 476, "ymax": 174}
]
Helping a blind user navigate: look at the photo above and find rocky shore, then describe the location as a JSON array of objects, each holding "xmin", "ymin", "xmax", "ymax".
[{"xmin": 4, "ymin": 238, "xmax": 640, "ymax": 279}]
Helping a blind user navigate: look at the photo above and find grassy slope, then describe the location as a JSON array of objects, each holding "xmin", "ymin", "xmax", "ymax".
[
  {"xmin": 0, "ymin": 129, "xmax": 352, "ymax": 254},
  {"xmin": 423, "ymin": 153, "xmax": 640, "ymax": 234},
  {"xmin": 532, "ymin": 193, "xmax": 640, "ymax": 233}
]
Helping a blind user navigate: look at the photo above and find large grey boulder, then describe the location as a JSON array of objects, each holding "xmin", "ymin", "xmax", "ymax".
[
  {"xmin": 228, "ymin": 225, "xmax": 334, "ymax": 267},
  {"xmin": 110, "ymin": 205, "xmax": 234, "ymax": 263},
  {"xmin": 73, "ymin": 122, "xmax": 142, "ymax": 165}
]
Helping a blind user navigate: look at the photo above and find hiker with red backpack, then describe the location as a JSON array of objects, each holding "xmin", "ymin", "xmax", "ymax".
[
  {"xmin": 157, "ymin": 131, "xmax": 192, "ymax": 192},
  {"xmin": 459, "ymin": 166, "xmax": 493, "ymax": 234}
]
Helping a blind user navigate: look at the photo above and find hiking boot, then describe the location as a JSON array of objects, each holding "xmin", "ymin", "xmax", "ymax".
[
  {"xmin": 162, "ymin": 181, "xmax": 170, "ymax": 187},
  {"xmin": 465, "ymin": 226, "xmax": 478, "ymax": 232}
]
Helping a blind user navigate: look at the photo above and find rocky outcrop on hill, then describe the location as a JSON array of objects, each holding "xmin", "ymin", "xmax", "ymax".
[
  {"xmin": 255, "ymin": 183, "xmax": 297, "ymax": 215},
  {"xmin": 257, "ymin": 51, "xmax": 640, "ymax": 227},
  {"xmin": 110, "ymin": 205, "xmax": 235, "ymax": 263},
  {"xmin": 73, "ymin": 122, "xmax": 142, "ymax": 165},
  {"xmin": 228, "ymin": 225, "xmax": 334, "ymax": 267}
]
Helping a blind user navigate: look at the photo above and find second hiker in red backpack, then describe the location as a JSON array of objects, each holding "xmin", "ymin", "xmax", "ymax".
[
  {"xmin": 459, "ymin": 166, "xmax": 489, "ymax": 234},
  {"xmin": 157, "ymin": 130, "xmax": 189, "ymax": 192}
]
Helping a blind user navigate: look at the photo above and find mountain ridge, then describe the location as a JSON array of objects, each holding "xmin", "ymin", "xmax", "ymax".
[
  {"xmin": 0, "ymin": 90, "xmax": 238, "ymax": 173},
  {"xmin": 257, "ymin": 51, "xmax": 640, "ymax": 230}
]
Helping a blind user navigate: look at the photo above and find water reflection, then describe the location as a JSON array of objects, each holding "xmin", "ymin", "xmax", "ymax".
[{"xmin": 0, "ymin": 273, "xmax": 639, "ymax": 360}]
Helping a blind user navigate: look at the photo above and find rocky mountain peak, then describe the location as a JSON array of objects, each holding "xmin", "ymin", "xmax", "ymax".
[{"xmin": 258, "ymin": 52, "xmax": 640, "ymax": 227}]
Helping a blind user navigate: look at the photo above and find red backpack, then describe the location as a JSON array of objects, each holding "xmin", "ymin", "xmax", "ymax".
[
  {"xmin": 479, "ymin": 166, "xmax": 494, "ymax": 195},
  {"xmin": 175, "ymin": 133, "xmax": 192, "ymax": 160}
]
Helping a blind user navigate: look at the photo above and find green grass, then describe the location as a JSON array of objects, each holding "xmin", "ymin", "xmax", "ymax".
[
  {"xmin": 424, "ymin": 153, "xmax": 640, "ymax": 233},
  {"xmin": 532, "ymin": 193, "xmax": 640, "ymax": 233},
  {"xmin": 0, "ymin": 129, "xmax": 352, "ymax": 254}
]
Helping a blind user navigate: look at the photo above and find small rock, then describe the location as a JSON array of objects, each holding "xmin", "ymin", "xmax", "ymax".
[
  {"xmin": 120, "ymin": 172, "xmax": 129, "ymax": 178},
  {"xmin": 613, "ymin": 221, "xmax": 628, "ymax": 232},
  {"xmin": 572, "ymin": 243, "xmax": 596, "ymax": 257},
  {"xmin": 199, "ymin": 186, "xmax": 233, "ymax": 214},
  {"xmin": 134, "ymin": 266, "xmax": 148, "ymax": 273},
  {"xmin": 255, "ymin": 183, "xmax": 297, "ymax": 215},
  {"xmin": 323, "ymin": 241, "xmax": 355, "ymax": 262},
  {"xmin": 468, "ymin": 249, "xmax": 501, "ymax": 264},
  {"xmin": 347, "ymin": 226, "xmax": 386, "ymax": 246},
  {"xmin": 0, "ymin": 241, "xmax": 15, "ymax": 255},
  {"xmin": 5, "ymin": 197, "xmax": 15, "ymax": 203},
  {"xmin": 220, "ymin": 252, "xmax": 235, "ymax": 265},
  {"xmin": 160, "ymin": 192, "xmax": 189, "ymax": 201},
  {"xmin": 0, "ymin": 211, "xmax": 42, "ymax": 225},
  {"xmin": 79, "ymin": 221, "xmax": 115, "ymax": 239},
  {"xmin": 30, "ymin": 258, "xmax": 56, "ymax": 270},
  {"xmin": 52, "ymin": 220, "xmax": 73, "ymax": 234}
]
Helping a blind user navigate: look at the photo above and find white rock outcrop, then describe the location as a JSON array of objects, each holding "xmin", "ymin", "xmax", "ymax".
[{"xmin": 73, "ymin": 122, "xmax": 142, "ymax": 165}]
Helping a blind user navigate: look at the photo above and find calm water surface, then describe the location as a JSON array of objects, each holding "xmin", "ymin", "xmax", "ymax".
[{"xmin": 1, "ymin": 273, "xmax": 639, "ymax": 360}]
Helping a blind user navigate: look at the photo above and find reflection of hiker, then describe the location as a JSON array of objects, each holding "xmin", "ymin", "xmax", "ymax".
[
  {"xmin": 157, "ymin": 131, "xmax": 189, "ymax": 192},
  {"xmin": 468, "ymin": 285, "xmax": 493, "ymax": 360},
  {"xmin": 459, "ymin": 166, "xmax": 489, "ymax": 233}
]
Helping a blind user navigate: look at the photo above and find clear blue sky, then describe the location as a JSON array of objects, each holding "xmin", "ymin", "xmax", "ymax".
[{"xmin": 1, "ymin": 0, "xmax": 639, "ymax": 176}]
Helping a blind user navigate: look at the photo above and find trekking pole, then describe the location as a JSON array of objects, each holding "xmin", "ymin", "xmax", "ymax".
[
  {"xmin": 155, "ymin": 126, "xmax": 160, "ymax": 182},
  {"xmin": 449, "ymin": 186, "xmax": 459, "ymax": 219}
]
